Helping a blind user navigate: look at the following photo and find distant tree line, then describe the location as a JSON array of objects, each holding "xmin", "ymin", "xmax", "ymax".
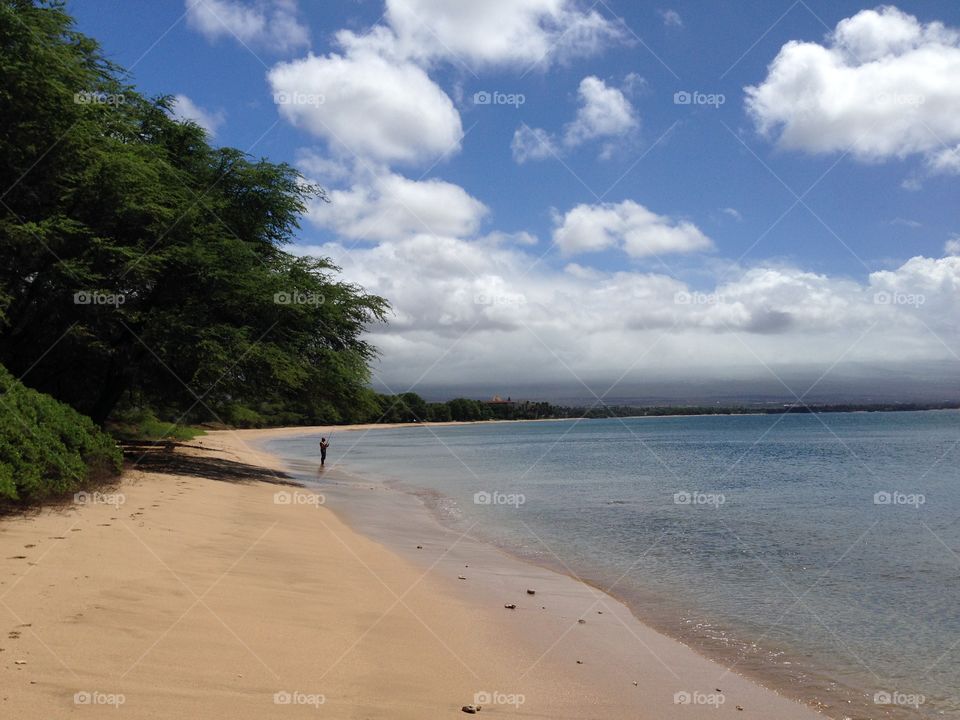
[{"xmin": 215, "ymin": 394, "xmax": 959, "ymax": 428}]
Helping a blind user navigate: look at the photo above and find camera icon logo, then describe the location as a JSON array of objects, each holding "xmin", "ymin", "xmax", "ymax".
[
  {"xmin": 474, "ymin": 91, "xmax": 492, "ymax": 105},
  {"xmin": 673, "ymin": 91, "xmax": 692, "ymax": 105},
  {"xmin": 874, "ymin": 491, "xmax": 892, "ymax": 505},
  {"xmin": 474, "ymin": 491, "xmax": 492, "ymax": 505},
  {"xmin": 274, "ymin": 491, "xmax": 292, "ymax": 505}
]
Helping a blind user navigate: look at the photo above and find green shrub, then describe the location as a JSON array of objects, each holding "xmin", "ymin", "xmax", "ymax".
[
  {"xmin": 223, "ymin": 403, "xmax": 266, "ymax": 429},
  {"xmin": 0, "ymin": 364, "xmax": 122, "ymax": 503},
  {"xmin": 108, "ymin": 408, "xmax": 206, "ymax": 441}
]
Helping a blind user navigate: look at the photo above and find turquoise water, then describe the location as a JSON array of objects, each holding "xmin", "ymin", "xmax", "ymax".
[{"xmin": 268, "ymin": 411, "xmax": 960, "ymax": 718}]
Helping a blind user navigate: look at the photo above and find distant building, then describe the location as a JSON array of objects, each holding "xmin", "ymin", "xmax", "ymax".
[{"xmin": 487, "ymin": 395, "xmax": 515, "ymax": 405}]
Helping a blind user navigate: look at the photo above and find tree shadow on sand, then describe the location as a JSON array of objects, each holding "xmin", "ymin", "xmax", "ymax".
[{"xmin": 123, "ymin": 441, "xmax": 297, "ymax": 486}]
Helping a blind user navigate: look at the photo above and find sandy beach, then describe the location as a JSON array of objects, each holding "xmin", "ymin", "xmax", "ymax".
[{"xmin": 0, "ymin": 427, "xmax": 825, "ymax": 718}]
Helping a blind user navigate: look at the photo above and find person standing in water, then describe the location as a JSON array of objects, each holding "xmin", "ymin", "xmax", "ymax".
[{"xmin": 319, "ymin": 437, "xmax": 330, "ymax": 467}]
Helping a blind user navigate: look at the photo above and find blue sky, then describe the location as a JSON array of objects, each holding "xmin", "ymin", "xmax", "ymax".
[{"xmin": 66, "ymin": 1, "xmax": 960, "ymax": 392}]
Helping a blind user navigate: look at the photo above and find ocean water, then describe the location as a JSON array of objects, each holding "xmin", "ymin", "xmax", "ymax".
[{"xmin": 267, "ymin": 411, "xmax": 960, "ymax": 719}]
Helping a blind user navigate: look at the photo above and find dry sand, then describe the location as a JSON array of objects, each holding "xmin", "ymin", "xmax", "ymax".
[{"xmin": 0, "ymin": 428, "xmax": 826, "ymax": 718}]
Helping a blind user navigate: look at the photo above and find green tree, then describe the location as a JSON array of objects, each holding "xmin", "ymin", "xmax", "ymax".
[{"xmin": 0, "ymin": 1, "xmax": 387, "ymax": 424}]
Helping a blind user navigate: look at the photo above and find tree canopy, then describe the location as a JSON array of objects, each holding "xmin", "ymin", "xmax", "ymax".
[{"xmin": 0, "ymin": 0, "xmax": 388, "ymax": 425}]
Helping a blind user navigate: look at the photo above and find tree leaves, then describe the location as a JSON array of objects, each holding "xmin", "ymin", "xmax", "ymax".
[{"xmin": 0, "ymin": 1, "xmax": 388, "ymax": 425}]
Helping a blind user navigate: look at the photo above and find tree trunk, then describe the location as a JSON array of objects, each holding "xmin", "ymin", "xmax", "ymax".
[{"xmin": 89, "ymin": 358, "xmax": 128, "ymax": 426}]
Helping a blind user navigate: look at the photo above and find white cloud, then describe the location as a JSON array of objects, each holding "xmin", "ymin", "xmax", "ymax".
[
  {"xmin": 660, "ymin": 9, "xmax": 683, "ymax": 28},
  {"xmin": 944, "ymin": 236, "xmax": 960, "ymax": 256},
  {"xmin": 890, "ymin": 217, "xmax": 922, "ymax": 228},
  {"xmin": 511, "ymin": 125, "xmax": 558, "ymax": 163},
  {"xmin": 382, "ymin": 0, "xmax": 623, "ymax": 68},
  {"xmin": 552, "ymin": 200, "xmax": 713, "ymax": 258},
  {"xmin": 268, "ymin": 45, "xmax": 462, "ymax": 165},
  {"xmin": 169, "ymin": 94, "xmax": 225, "ymax": 136},
  {"xmin": 512, "ymin": 76, "xmax": 638, "ymax": 163},
  {"xmin": 721, "ymin": 207, "xmax": 743, "ymax": 221},
  {"xmin": 291, "ymin": 231, "xmax": 960, "ymax": 387},
  {"xmin": 302, "ymin": 166, "xmax": 488, "ymax": 242},
  {"xmin": 563, "ymin": 76, "xmax": 639, "ymax": 147},
  {"xmin": 267, "ymin": 5, "xmax": 625, "ymax": 168},
  {"xmin": 928, "ymin": 145, "xmax": 960, "ymax": 173},
  {"xmin": 746, "ymin": 6, "xmax": 960, "ymax": 171},
  {"xmin": 185, "ymin": 0, "xmax": 309, "ymax": 52},
  {"xmin": 293, "ymin": 149, "xmax": 352, "ymax": 183}
]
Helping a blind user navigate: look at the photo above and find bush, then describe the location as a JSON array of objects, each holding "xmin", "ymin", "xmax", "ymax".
[
  {"xmin": 0, "ymin": 363, "xmax": 122, "ymax": 504},
  {"xmin": 108, "ymin": 407, "xmax": 206, "ymax": 441},
  {"xmin": 223, "ymin": 403, "xmax": 266, "ymax": 429}
]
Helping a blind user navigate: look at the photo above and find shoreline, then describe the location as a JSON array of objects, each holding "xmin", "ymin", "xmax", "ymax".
[
  {"xmin": 252, "ymin": 429, "xmax": 833, "ymax": 719},
  {"xmin": 260, "ymin": 421, "xmax": 935, "ymax": 720},
  {"xmin": 1, "ymin": 428, "xmax": 825, "ymax": 718},
  {"xmin": 215, "ymin": 403, "xmax": 960, "ymax": 441}
]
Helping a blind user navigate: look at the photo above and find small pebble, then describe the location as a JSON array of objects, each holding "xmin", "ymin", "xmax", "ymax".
[
  {"xmin": 526, "ymin": 589, "xmax": 536, "ymax": 595},
  {"xmin": 576, "ymin": 660, "xmax": 583, "ymax": 665},
  {"xmin": 736, "ymin": 706, "xmax": 744, "ymax": 711},
  {"xmin": 504, "ymin": 603, "xmax": 517, "ymax": 610},
  {"xmin": 578, "ymin": 618, "xmax": 586, "ymax": 624},
  {"xmin": 457, "ymin": 575, "xmax": 466, "ymax": 580},
  {"xmin": 416, "ymin": 545, "xmax": 423, "ymax": 550},
  {"xmin": 461, "ymin": 704, "xmax": 481, "ymax": 714}
]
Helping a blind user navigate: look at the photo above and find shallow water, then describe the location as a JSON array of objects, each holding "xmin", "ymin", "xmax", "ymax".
[{"xmin": 267, "ymin": 411, "xmax": 960, "ymax": 719}]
